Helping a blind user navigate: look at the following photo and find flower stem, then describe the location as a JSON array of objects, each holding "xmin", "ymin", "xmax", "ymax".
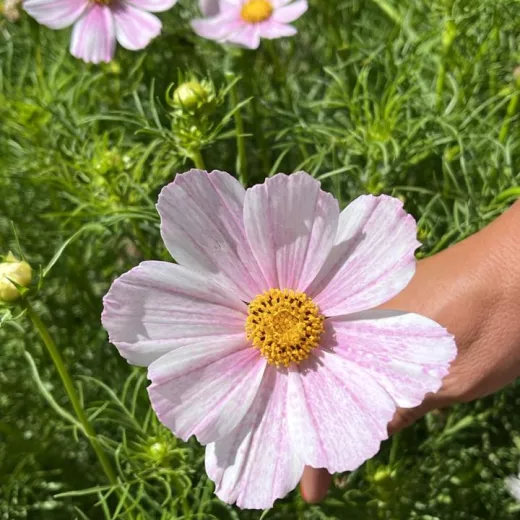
[
  {"xmin": 25, "ymin": 301, "xmax": 118, "ymax": 488},
  {"xmin": 191, "ymin": 149, "xmax": 206, "ymax": 170},
  {"xmin": 499, "ymin": 88, "xmax": 519, "ymax": 144},
  {"xmin": 229, "ymin": 77, "xmax": 248, "ymax": 187},
  {"xmin": 436, "ymin": 20, "xmax": 457, "ymax": 112}
]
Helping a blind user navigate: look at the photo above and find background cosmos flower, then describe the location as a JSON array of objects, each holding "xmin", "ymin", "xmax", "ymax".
[
  {"xmin": 505, "ymin": 465, "xmax": 520, "ymax": 502},
  {"xmin": 23, "ymin": 0, "xmax": 177, "ymax": 63},
  {"xmin": 192, "ymin": 0, "xmax": 308, "ymax": 49},
  {"xmin": 102, "ymin": 170, "xmax": 457, "ymax": 509}
]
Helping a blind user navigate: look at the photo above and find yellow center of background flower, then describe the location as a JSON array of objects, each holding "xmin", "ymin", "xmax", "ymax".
[
  {"xmin": 92, "ymin": 0, "xmax": 112, "ymax": 4},
  {"xmin": 240, "ymin": 0, "xmax": 273, "ymax": 23},
  {"xmin": 246, "ymin": 288, "xmax": 324, "ymax": 367}
]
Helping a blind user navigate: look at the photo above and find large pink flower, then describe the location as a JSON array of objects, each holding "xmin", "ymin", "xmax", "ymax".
[
  {"xmin": 192, "ymin": 0, "xmax": 308, "ymax": 49},
  {"xmin": 102, "ymin": 170, "xmax": 456, "ymax": 509},
  {"xmin": 24, "ymin": 0, "xmax": 177, "ymax": 64}
]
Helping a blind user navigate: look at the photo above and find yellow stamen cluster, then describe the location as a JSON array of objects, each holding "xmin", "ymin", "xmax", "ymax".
[
  {"xmin": 92, "ymin": 0, "xmax": 112, "ymax": 4},
  {"xmin": 246, "ymin": 288, "xmax": 324, "ymax": 367},
  {"xmin": 240, "ymin": 0, "xmax": 273, "ymax": 23}
]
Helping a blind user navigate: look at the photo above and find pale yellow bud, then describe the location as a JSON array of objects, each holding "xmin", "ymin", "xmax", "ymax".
[
  {"xmin": 0, "ymin": 253, "xmax": 32, "ymax": 302},
  {"xmin": 1, "ymin": 0, "xmax": 21, "ymax": 22},
  {"xmin": 173, "ymin": 81, "xmax": 209, "ymax": 110}
]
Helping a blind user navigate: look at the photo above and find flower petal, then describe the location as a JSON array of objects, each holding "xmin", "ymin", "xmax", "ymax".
[
  {"xmin": 24, "ymin": 0, "xmax": 88, "ymax": 29},
  {"xmin": 272, "ymin": 0, "xmax": 307, "ymax": 23},
  {"xmin": 199, "ymin": 0, "xmax": 220, "ymax": 16},
  {"xmin": 148, "ymin": 342, "xmax": 266, "ymax": 444},
  {"xmin": 243, "ymin": 173, "xmax": 339, "ymax": 292},
  {"xmin": 191, "ymin": 8, "xmax": 240, "ymax": 41},
  {"xmin": 505, "ymin": 476, "xmax": 520, "ymax": 502},
  {"xmin": 70, "ymin": 4, "xmax": 116, "ymax": 64},
  {"xmin": 307, "ymin": 195, "xmax": 420, "ymax": 316},
  {"xmin": 205, "ymin": 367, "xmax": 304, "ymax": 509},
  {"xmin": 126, "ymin": 0, "xmax": 177, "ymax": 12},
  {"xmin": 329, "ymin": 310, "xmax": 456, "ymax": 408},
  {"xmin": 102, "ymin": 261, "xmax": 247, "ymax": 366},
  {"xmin": 113, "ymin": 3, "xmax": 161, "ymax": 51},
  {"xmin": 227, "ymin": 25, "xmax": 261, "ymax": 49},
  {"xmin": 157, "ymin": 170, "xmax": 268, "ymax": 301},
  {"xmin": 287, "ymin": 349, "xmax": 395, "ymax": 473},
  {"xmin": 258, "ymin": 21, "xmax": 297, "ymax": 39}
]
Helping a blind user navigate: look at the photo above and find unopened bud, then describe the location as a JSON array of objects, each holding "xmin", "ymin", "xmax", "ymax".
[
  {"xmin": 1, "ymin": 0, "xmax": 21, "ymax": 22},
  {"xmin": 0, "ymin": 253, "xmax": 32, "ymax": 302},
  {"xmin": 373, "ymin": 467, "xmax": 392, "ymax": 483},
  {"xmin": 172, "ymin": 81, "xmax": 210, "ymax": 110}
]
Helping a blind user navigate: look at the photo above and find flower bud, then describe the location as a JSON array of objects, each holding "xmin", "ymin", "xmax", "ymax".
[
  {"xmin": 1, "ymin": 0, "xmax": 22, "ymax": 22},
  {"xmin": 0, "ymin": 253, "xmax": 32, "ymax": 302},
  {"xmin": 373, "ymin": 467, "xmax": 392, "ymax": 483},
  {"xmin": 172, "ymin": 81, "xmax": 210, "ymax": 111}
]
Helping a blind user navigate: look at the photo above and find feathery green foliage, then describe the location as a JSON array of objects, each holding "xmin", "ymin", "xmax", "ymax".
[{"xmin": 1, "ymin": 0, "xmax": 520, "ymax": 518}]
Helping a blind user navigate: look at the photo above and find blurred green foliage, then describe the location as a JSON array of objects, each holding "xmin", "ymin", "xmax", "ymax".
[{"xmin": 1, "ymin": 0, "xmax": 520, "ymax": 518}]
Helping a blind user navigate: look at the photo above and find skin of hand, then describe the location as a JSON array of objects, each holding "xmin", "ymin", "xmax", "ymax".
[{"xmin": 300, "ymin": 201, "xmax": 520, "ymax": 503}]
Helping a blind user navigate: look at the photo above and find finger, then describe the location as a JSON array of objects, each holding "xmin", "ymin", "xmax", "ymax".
[
  {"xmin": 387, "ymin": 399, "xmax": 438, "ymax": 436},
  {"xmin": 300, "ymin": 466, "xmax": 332, "ymax": 503}
]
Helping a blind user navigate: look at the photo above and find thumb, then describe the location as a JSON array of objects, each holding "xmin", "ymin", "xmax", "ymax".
[{"xmin": 300, "ymin": 467, "xmax": 332, "ymax": 503}]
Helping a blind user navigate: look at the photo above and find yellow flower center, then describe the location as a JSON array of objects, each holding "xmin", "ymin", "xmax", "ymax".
[
  {"xmin": 246, "ymin": 289, "xmax": 324, "ymax": 367},
  {"xmin": 92, "ymin": 0, "xmax": 112, "ymax": 4},
  {"xmin": 240, "ymin": 0, "xmax": 273, "ymax": 23}
]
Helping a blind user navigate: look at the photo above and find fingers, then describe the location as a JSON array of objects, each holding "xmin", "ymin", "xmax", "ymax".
[{"xmin": 300, "ymin": 466, "xmax": 332, "ymax": 503}]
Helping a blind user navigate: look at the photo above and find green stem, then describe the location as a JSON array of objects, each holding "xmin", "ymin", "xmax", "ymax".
[
  {"xmin": 370, "ymin": 0, "xmax": 401, "ymax": 26},
  {"xmin": 435, "ymin": 62, "xmax": 447, "ymax": 112},
  {"xmin": 229, "ymin": 77, "xmax": 248, "ymax": 186},
  {"xmin": 437, "ymin": 20, "xmax": 457, "ymax": 112},
  {"xmin": 25, "ymin": 301, "xmax": 119, "ymax": 488},
  {"xmin": 388, "ymin": 431, "xmax": 401, "ymax": 466},
  {"xmin": 191, "ymin": 149, "xmax": 206, "ymax": 170},
  {"xmin": 499, "ymin": 90, "xmax": 519, "ymax": 144}
]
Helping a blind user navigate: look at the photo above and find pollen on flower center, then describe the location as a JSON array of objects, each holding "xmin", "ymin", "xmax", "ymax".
[
  {"xmin": 91, "ymin": 0, "xmax": 112, "ymax": 4},
  {"xmin": 240, "ymin": 0, "xmax": 273, "ymax": 23},
  {"xmin": 246, "ymin": 288, "xmax": 324, "ymax": 367}
]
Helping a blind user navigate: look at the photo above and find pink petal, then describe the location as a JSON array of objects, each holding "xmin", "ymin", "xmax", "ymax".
[
  {"xmin": 199, "ymin": 0, "xmax": 220, "ymax": 16},
  {"xmin": 24, "ymin": 0, "xmax": 88, "ymax": 29},
  {"xmin": 257, "ymin": 20, "xmax": 297, "ymax": 39},
  {"xmin": 287, "ymin": 349, "xmax": 395, "ymax": 473},
  {"xmin": 227, "ymin": 25, "xmax": 261, "ymax": 49},
  {"xmin": 113, "ymin": 3, "xmax": 161, "ymax": 51},
  {"xmin": 148, "ymin": 342, "xmax": 266, "ymax": 444},
  {"xmin": 307, "ymin": 195, "xmax": 420, "ymax": 316},
  {"xmin": 157, "ymin": 170, "xmax": 268, "ymax": 301},
  {"xmin": 243, "ymin": 172, "xmax": 339, "ymax": 291},
  {"xmin": 102, "ymin": 261, "xmax": 248, "ymax": 366},
  {"xmin": 205, "ymin": 367, "xmax": 304, "ymax": 509},
  {"xmin": 70, "ymin": 4, "xmax": 116, "ymax": 64},
  {"xmin": 191, "ymin": 8, "xmax": 241, "ymax": 41},
  {"xmin": 329, "ymin": 310, "xmax": 457, "ymax": 408},
  {"xmin": 126, "ymin": 0, "xmax": 177, "ymax": 12},
  {"xmin": 272, "ymin": 0, "xmax": 307, "ymax": 23}
]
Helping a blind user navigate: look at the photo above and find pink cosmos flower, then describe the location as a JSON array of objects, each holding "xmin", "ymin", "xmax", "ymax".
[
  {"xmin": 102, "ymin": 170, "xmax": 457, "ymax": 509},
  {"xmin": 23, "ymin": 0, "xmax": 177, "ymax": 64},
  {"xmin": 192, "ymin": 0, "xmax": 308, "ymax": 49}
]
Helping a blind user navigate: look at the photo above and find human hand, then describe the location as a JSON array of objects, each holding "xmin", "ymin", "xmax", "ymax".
[{"xmin": 300, "ymin": 202, "xmax": 520, "ymax": 503}]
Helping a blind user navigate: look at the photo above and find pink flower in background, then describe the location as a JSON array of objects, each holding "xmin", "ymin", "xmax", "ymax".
[
  {"xmin": 24, "ymin": 0, "xmax": 177, "ymax": 64},
  {"xmin": 192, "ymin": 0, "xmax": 308, "ymax": 49},
  {"xmin": 102, "ymin": 170, "xmax": 457, "ymax": 509}
]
